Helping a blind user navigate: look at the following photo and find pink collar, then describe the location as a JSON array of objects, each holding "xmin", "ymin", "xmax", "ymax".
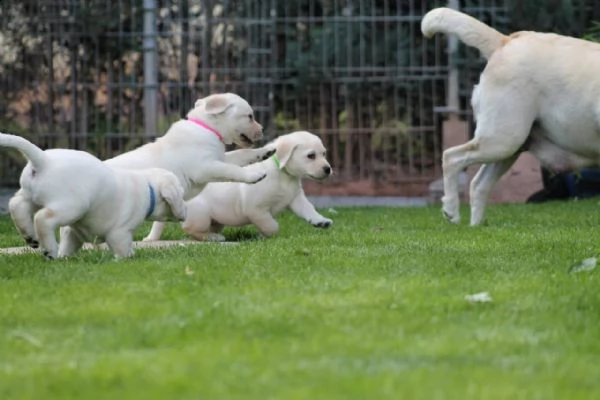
[{"xmin": 187, "ymin": 117, "xmax": 224, "ymax": 143}]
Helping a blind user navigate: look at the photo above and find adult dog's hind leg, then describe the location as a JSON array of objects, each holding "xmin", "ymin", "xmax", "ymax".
[
  {"xmin": 469, "ymin": 155, "xmax": 519, "ymax": 226},
  {"xmin": 8, "ymin": 191, "xmax": 39, "ymax": 248},
  {"xmin": 442, "ymin": 86, "xmax": 536, "ymax": 224},
  {"xmin": 442, "ymin": 137, "xmax": 525, "ymax": 224}
]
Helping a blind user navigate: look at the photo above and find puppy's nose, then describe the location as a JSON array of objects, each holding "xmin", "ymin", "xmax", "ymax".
[{"xmin": 323, "ymin": 165, "xmax": 331, "ymax": 175}]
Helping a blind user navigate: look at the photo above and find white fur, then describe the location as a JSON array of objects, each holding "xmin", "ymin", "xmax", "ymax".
[
  {"xmin": 422, "ymin": 7, "xmax": 600, "ymax": 225},
  {"xmin": 182, "ymin": 131, "xmax": 333, "ymax": 241},
  {"xmin": 2, "ymin": 133, "xmax": 186, "ymax": 259},
  {"xmin": 99, "ymin": 92, "xmax": 274, "ymax": 241}
]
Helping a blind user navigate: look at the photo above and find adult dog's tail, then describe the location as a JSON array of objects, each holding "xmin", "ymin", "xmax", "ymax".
[
  {"xmin": 421, "ymin": 7, "xmax": 508, "ymax": 59},
  {"xmin": 0, "ymin": 133, "xmax": 48, "ymax": 170}
]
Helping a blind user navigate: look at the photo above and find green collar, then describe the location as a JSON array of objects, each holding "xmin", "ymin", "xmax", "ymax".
[
  {"xmin": 271, "ymin": 154, "xmax": 293, "ymax": 176},
  {"xmin": 271, "ymin": 154, "xmax": 281, "ymax": 169}
]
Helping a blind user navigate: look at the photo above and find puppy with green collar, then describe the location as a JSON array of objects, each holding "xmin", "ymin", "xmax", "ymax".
[{"xmin": 182, "ymin": 131, "xmax": 333, "ymax": 241}]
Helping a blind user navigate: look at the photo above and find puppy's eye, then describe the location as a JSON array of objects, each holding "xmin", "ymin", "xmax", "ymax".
[
  {"xmin": 248, "ymin": 114, "xmax": 254, "ymax": 121},
  {"xmin": 307, "ymin": 153, "xmax": 316, "ymax": 160}
]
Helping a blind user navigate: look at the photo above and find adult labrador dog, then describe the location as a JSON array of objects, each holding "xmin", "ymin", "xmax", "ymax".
[
  {"xmin": 1, "ymin": 133, "xmax": 186, "ymax": 259},
  {"xmin": 182, "ymin": 130, "xmax": 333, "ymax": 241},
  {"xmin": 422, "ymin": 7, "xmax": 600, "ymax": 225},
  {"xmin": 68, "ymin": 92, "xmax": 274, "ymax": 242}
]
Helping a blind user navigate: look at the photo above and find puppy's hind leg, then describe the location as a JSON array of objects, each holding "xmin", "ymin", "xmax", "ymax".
[
  {"xmin": 8, "ymin": 191, "xmax": 39, "ymax": 248},
  {"xmin": 142, "ymin": 221, "xmax": 166, "ymax": 242},
  {"xmin": 469, "ymin": 155, "xmax": 519, "ymax": 226},
  {"xmin": 181, "ymin": 204, "xmax": 215, "ymax": 241},
  {"xmin": 34, "ymin": 206, "xmax": 80, "ymax": 259},
  {"xmin": 205, "ymin": 222, "xmax": 226, "ymax": 242}
]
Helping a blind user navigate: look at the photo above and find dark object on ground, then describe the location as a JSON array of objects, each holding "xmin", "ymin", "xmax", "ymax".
[{"xmin": 527, "ymin": 168, "xmax": 600, "ymax": 203}]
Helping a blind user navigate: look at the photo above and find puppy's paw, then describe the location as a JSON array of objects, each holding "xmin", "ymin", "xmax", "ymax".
[
  {"xmin": 259, "ymin": 146, "xmax": 276, "ymax": 161},
  {"xmin": 312, "ymin": 218, "xmax": 333, "ymax": 229},
  {"xmin": 25, "ymin": 236, "xmax": 39, "ymax": 249},
  {"xmin": 442, "ymin": 209, "xmax": 460, "ymax": 224},
  {"xmin": 204, "ymin": 233, "xmax": 227, "ymax": 242},
  {"xmin": 245, "ymin": 170, "xmax": 267, "ymax": 184},
  {"xmin": 42, "ymin": 250, "xmax": 55, "ymax": 260}
]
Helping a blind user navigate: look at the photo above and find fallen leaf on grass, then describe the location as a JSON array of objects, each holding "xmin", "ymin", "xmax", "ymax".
[
  {"xmin": 9, "ymin": 331, "xmax": 43, "ymax": 348},
  {"xmin": 184, "ymin": 266, "xmax": 194, "ymax": 276},
  {"xmin": 465, "ymin": 292, "xmax": 492, "ymax": 303},
  {"xmin": 328, "ymin": 208, "xmax": 339, "ymax": 214},
  {"xmin": 296, "ymin": 248, "xmax": 311, "ymax": 256},
  {"xmin": 371, "ymin": 226, "xmax": 384, "ymax": 232},
  {"xmin": 569, "ymin": 257, "xmax": 597, "ymax": 274}
]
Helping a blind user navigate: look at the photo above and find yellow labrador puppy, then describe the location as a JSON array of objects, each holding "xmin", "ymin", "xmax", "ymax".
[
  {"xmin": 422, "ymin": 8, "xmax": 600, "ymax": 225},
  {"xmin": 182, "ymin": 131, "xmax": 333, "ymax": 241},
  {"xmin": 1, "ymin": 133, "xmax": 186, "ymax": 259},
  {"xmin": 54, "ymin": 92, "xmax": 273, "ymax": 244}
]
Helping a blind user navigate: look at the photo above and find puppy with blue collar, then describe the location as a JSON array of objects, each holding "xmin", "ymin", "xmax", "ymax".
[
  {"xmin": 182, "ymin": 131, "xmax": 333, "ymax": 241},
  {"xmin": 1, "ymin": 133, "xmax": 186, "ymax": 259}
]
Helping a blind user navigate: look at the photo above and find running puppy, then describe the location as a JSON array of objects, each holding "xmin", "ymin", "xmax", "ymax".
[
  {"xmin": 422, "ymin": 7, "xmax": 600, "ymax": 225},
  {"xmin": 182, "ymin": 131, "xmax": 333, "ymax": 241},
  {"xmin": 103, "ymin": 92, "xmax": 274, "ymax": 241},
  {"xmin": 2, "ymin": 133, "xmax": 186, "ymax": 259}
]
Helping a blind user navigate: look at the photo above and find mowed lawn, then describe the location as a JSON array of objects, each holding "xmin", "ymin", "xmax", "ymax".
[{"xmin": 1, "ymin": 200, "xmax": 600, "ymax": 400}]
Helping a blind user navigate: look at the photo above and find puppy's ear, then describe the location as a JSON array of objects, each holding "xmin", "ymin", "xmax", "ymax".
[
  {"xmin": 276, "ymin": 140, "xmax": 299, "ymax": 169},
  {"xmin": 159, "ymin": 179, "xmax": 187, "ymax": 221},
  {"xmin": 203, "ymin": 95, "xmax": 234, "ymax": 115}
]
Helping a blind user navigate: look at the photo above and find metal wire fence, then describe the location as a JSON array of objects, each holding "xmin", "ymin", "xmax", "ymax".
[{"xmin": 0, "ymin": 0, "xmax": 506, "ymax": 196}]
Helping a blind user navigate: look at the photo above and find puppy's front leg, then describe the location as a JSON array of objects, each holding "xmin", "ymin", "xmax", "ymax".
[
  {"xmin": 143, "ymin": 221, "xmax": 165, "ymax": 242},
  {"xmin": 224, "ymin": 146, "xmax": 276, "ymax": 166},
  {"xmin": 205, "ymin": 162, "xmax": 267, "ymax": 184},
  {"xmin": 289, "ymin": 192, "xmax": 333, "ymax": 228},
  {"xmin": 58, "ymin": 226, "xmax": 85, "ymax": 258}
]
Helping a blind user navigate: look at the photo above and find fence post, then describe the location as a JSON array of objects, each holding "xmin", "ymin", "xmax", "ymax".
[
  {"xmin": 143, "ymin": 0, "xmax": 158, "ymax": 137},
  {"xmin": 446, "ymin": 0, "xmax": 459, "ymax": 116}
]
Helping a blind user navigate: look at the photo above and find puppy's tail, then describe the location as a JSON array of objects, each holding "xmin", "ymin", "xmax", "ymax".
[
  {"xmin": 0, "ymin": 132, "xmax": 48, "ymax": 170},
  {"xmin": 421, "ymin": 7, "xmax": 508, "ymax": 59}
]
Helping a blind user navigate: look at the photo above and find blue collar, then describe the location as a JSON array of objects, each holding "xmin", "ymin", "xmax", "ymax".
[{"xmin": 146, "ymin": 185, "xmax": 156, "ymax": 219}]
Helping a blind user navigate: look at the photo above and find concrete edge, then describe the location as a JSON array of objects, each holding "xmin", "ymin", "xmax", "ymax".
[{"xmin": 0, "ymin": 240, "xmax": 238, "ymax": 256}]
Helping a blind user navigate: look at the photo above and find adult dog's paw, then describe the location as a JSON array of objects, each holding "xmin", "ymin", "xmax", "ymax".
[{"xmin": 312, "ymin": 218, "xmax": 333, "ymax": 228}]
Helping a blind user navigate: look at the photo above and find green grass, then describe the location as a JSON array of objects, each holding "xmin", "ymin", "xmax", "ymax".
[{"xmin": 1, "ymin": 200, "xmax": 600, "ymax": 399}]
